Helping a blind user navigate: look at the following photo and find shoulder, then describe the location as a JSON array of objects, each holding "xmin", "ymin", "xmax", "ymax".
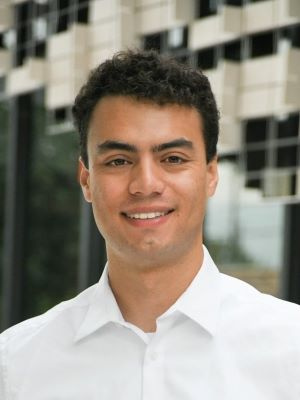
[
  {"xmin": 216, "ymin": 273, "xmax": 300, "ymax": 396},
  {"xmin": 220, "ymin": 271, "xmax": 300, "ymax": 310},
  {"xmin": 219, "ymin": 271, "xmax": 300, "ymax": 337},
  {"xmin": 0, "ymin": 284, "xmax": 98, "ymax": 398},
  {"xmin": 0, "ymin": 283, "xmax": 97, "ymax": 357},
  {"xmin": 220, "ymin": 271, "xmax": 300, "ymax": 315}
]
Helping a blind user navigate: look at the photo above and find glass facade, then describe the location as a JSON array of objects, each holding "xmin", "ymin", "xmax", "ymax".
[
  {"xmin": 1, "ymin": 0, "xmax": 300, "ymax": 329},
  {"xmin": 21, "ymin": 91, "xmax": 80, "ymax": 319},
  {"xmin": 141, "ymin": 7, "xmax": 300, "ymax": 297},
  {"xmin": 0, "ymin": 100, "xmax": 9, "ymax": 323},
  {"xmin": 205, "ymin": 160, "xmax": 285, "ymax": 296}
]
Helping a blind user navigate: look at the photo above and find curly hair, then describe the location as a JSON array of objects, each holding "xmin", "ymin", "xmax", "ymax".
[{"xmin": 72, "ymin": 49, "xmax": 219, "ymax": 167}]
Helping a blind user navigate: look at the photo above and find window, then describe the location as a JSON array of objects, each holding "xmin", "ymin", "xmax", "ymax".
[
  {"xmin": 33, "ymin": 18, "xmax": 48, "ymax": 42},
  {"xmin": 16, "ymin": 25, "xmax": 28, "ymax": 47},
  {"xmin": 23, "ymin": 92, "xmax": 79, "ymax": 319},
  {"xmin": 76, "ymin": 4, "xmax": 89, "ymax": 23},
  {"xmin": 16, "ymin": 48, "xmax": 27, "ymax": 67},
  {"xmin": 276, "ymin": 114, "xmax": 299, "ymax": 139},
  {"xmin": 205, "ymin": 159, "xmax": 284, "ymax": 296},
  {"xmin": 280, "ymin": 25, "xmax": 300, "ymax": 49},
  {"xmin": 245, "ymin": 177, "xmax": 261, "ymax": 190},
  {"xmin": 224, "ymin": 40, "xmax": 242, "ymax": 61},
  {"xmin": 246, "ymin": 149, "xmax": 266, "ymax": 172},
  {"xmin": 245, "ymin": 118, "xmax": 268, "ymax": 144},
  {"xmin": 144, "ymin": 32, "xmax": 164, "ymax": 52},
  {"xmin": 0, "ymin": 77, "xmax": 5, "ymax": 95},
  {"xmin": 34, "ymin": 42, "xmax": 46, "ymax": 58},
  {"xmin": 3, "ymin": 30, "xmax": 16, "ymax": 50},
  {"xmin": 35, "ymin": 1, "xmax": 49, "ymax": 17},
  {"xmin": 15, "ymin": 1, "xmax": 30, "ymax": 24},
  {"xmin": 58, "ymin": 0, "xmax": 70, "ymax": 10},
  {"xmin": 291, "ymin": 173, "xmax": 297, "ymax": 195},
  {"xmin": 0, "ymin": 33, "xmax": 5, "ymax": 49},
  {"xmin": 54, "ymin": 107, "xmax": 68, "ymax": 123},
  {"xmin": 276, "ymin": 145, "xmax": 297, "ymax": 168},
  {"xmin": 197, "ymin": 0, "xmax": 218, "ymax": 18},
  {"xmin": 167, "ymin": 27, "xmax": 187, "ymax": 50},
  {"xmin": 197, "ymin": 47, "xmax": 217, "ymax": 70},
  {"xmin": 224, "ymin": 0, "xmax": 242, "ymax": 5},
  {"xmin": 250, "ymin": 31, "xmax": 275, "ymax": 58},
  {"xmin": 56, "ymin": 13, "xmax": 69, "ymax": 33}
]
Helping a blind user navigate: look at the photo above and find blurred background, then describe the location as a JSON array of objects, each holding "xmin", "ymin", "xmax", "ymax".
[{"xmin": 0, "ymin": 0, "xmax": 300, "ymax": 332}]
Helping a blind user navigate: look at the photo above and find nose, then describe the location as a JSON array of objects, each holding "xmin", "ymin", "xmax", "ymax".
[{"xmin": 128, "ymin": 158, "xmax": 165, "ymax": 197}]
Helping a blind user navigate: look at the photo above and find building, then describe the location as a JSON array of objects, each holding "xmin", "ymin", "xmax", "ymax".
[{"xmin": 0, "ymin": 0, "xmax": 299, "ymax": 331}]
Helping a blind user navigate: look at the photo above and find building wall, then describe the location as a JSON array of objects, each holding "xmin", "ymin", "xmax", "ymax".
[
  {"xmin": 0, "ymin": 0, "xmax": 300, "ymax": 325},
  {"xmin": 1, "ymin": 0, "xmax": 299, "ymax": 193}
]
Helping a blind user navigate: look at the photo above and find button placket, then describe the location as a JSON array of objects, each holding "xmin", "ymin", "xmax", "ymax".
[{"xmin": 142, "ymin": 341, "xmax": 165, "ymax": 400}]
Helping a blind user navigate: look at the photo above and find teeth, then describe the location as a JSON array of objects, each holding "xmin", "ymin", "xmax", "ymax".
[{"xmin": 127, "ymin": 212, "xmax": 167, "ymax": 219}]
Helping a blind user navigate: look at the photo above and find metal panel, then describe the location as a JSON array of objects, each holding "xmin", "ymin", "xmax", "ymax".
[
  {"xmin": 281, "ymin": 203, "xmax": 300, "ymax": 304},
  {"xmin": 78, "ymin": 199, "xmax": 106, "ymax": 292},
  {"xmin": 1, "ymin": 94, "xmax": 32, "ymax": 331}
]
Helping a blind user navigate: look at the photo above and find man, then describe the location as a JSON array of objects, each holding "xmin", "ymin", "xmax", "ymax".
[{"xmin": 1, "ymin": 50, "xmax": 300, "ymax": 399}]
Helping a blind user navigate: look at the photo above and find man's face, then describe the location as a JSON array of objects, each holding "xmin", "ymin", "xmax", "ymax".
[{"xmin": 79, "ymin": 96, "xmax": 218, "ymax": 266}]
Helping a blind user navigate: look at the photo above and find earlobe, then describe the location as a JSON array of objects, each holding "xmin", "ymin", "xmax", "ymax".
[{"xmin": 78, "ymin": 158, "xmax": 92, "ymax": 203}]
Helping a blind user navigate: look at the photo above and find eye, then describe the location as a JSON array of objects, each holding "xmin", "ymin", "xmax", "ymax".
[
  {"xmin": 164, "ymin": 155, "xmax": 186, "ymax": 164},
  {"xmin": 106, "ymin": 158, "xmax": 131, "ymax": 167}
]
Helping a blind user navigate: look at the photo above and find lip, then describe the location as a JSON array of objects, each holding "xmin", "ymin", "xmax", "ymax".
[
  {"xmin": 121, "ymin": 207, "xmax": 175, "ymax": 228},
  {"xmin": 122, "ymin": 206, "xmax": 174, "ymax": 215}
]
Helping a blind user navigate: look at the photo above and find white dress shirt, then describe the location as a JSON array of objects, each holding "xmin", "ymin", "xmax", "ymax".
[{"xmin": 1, "ymin": 246, "xmax": 300, "ymax": 399}]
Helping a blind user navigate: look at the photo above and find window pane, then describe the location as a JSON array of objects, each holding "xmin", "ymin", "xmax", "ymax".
[
  {"xmin": 144, "ymin": 32, "xmax": 163, "ymax": 51},
  {"xmin": 224, "ymin": 40, "xmax": 242, "ymax": 61},
  {"xmin": 246, "ymin": 149, "xmax": 266, "ymax": 172},
  {"xmin": 197, "ymin": 47, "xmax": 216, "ymax": 70},
  {"xmin": 250, "ymin": 31, "xmax": 275, "ymax": 58},
  {"xmin": 167, "ymin": 27, "xmax": 187, "ymax": 50},
  {"xmin": 276, "ymin": 145, "xmax": 297, "ymax": 168},
  {"xmin": 197, "ymin": 0, "xmax": 218, "ymax": 18},
  {"xmin": 224, "ymin": 0, "xmax": 242, "ymax": 5},
  {"xmin": 277, "ymin": 113, "xmax": 299, "ymax": 139},
  {"xmin": 281, "ymin": 25, "xmax": 300, "ymax": 48},
  {"xmin": 0, "ymin": 101, "xmax": 9, "ymax": 323},
  {"xmin": 245, "ymin": 118, "xmax": 268, "ymax": 144},
  {"xmin": 22, "ymin": 92, "xmax": 79, "ymax": 320},
  {"xmin": 76, "ymin": 4, "xmax": 89, "ymax": 23},
  {"xmin": 205, "ymin": 161, "xmax": 284, "ymax": 297}
]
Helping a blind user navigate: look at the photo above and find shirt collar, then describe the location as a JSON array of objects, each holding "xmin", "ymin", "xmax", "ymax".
[
  {"xmin": 74, "ymin": 246, "xmax": 221, "ymax": 342},
  {"xmin": 158, "ymin": 246, "xmax": 221, "ymax": 336},
  {"xmin": 74, "ymin": 269, "xmax": 124, "ymax": 342}
]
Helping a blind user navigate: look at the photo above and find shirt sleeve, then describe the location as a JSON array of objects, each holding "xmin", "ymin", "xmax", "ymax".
[{"xmin": 0, "ymin": 334, "xmax": 8, "ymax": 400}]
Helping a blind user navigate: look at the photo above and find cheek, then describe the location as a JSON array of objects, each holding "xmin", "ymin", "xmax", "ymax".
[
  {"xmin": 173, "ymin": 172, "xmax": 207, "ymax": 201},
  {"xmin": 90, "ymin": 176, "xmax": 124, "ymax": 213},
  {"xmin": 170, "ymin": 174, "xmax": 207, "ymax": 226}
]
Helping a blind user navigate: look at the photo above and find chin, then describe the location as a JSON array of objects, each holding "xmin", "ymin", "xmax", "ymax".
[{"xmin": 133, "ymin": 241, "xmax": 176, "ymax": 259}]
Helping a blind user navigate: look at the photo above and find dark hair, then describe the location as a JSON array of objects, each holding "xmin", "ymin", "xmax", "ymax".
[{"xmin": 72, "ymin": 49, "xmax": 219, "ymax": 167}]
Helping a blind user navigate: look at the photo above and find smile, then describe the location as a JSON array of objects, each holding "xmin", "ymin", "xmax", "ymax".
[{"xmin": 123, "ymin": 210, "xmax": 174, "ymax": 220}]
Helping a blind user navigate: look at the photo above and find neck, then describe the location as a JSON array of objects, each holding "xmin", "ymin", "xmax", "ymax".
[{"xmin": 107, "ymin": 245, "xmax": 204, "ymax": 332}]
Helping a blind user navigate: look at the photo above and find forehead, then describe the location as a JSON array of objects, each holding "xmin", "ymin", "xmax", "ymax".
[{"xmin": 88, "ymin": 95, "xmax": 204, "ymax": 146}]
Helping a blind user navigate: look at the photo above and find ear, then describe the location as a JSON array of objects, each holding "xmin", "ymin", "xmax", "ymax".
[
  {"xmin": 78, "ymin": 157, "xmax": 92, "ymax": 203},
  {"xmin": 206, "ymin": 156, "xmax": 218, "ymax": 198}
]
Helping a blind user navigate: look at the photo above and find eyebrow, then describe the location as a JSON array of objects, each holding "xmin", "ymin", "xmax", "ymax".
[
  {"xmin": 152, "ymin": 138, "xmax": 194, "ymax": 152},
  {"xmin": 97, "ymin": 140, "xmax": 137, "ymax": 154},
  {"xmin": 97, "ymin": 138, "xmax": 194, "ymax": 154}
]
